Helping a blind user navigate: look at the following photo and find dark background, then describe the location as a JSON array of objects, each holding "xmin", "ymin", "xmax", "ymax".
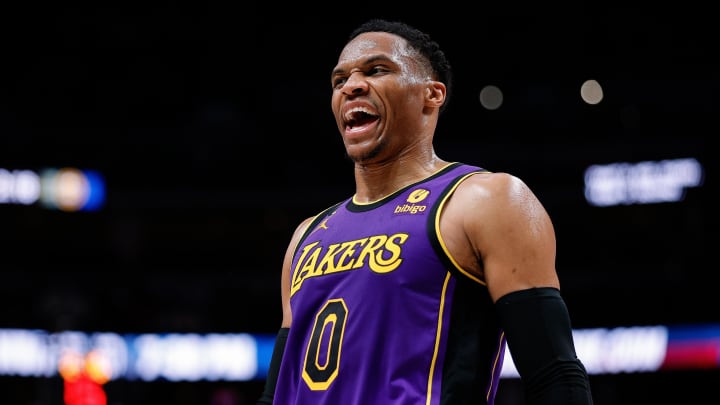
[{"xmin": 1, "ymin": 4, "xmax": 716, "ymax": 404}]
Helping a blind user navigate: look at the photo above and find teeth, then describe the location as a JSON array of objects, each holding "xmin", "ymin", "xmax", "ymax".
[{"xmin": 344, "ymin": 106, "xmax": 373, "ymax": 121}]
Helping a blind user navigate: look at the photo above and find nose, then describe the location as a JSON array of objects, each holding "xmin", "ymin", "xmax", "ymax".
[{"xmin": 342, "ymin": 72, "xmax": 368, "ymax": 96}]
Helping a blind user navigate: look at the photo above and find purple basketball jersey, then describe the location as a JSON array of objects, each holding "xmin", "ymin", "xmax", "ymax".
[{"xmin": 274, "ymin": 162, "xmax": 506, "ymax": 405}]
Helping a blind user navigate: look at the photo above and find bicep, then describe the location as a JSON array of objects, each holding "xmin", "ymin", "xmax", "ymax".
[{"xmin": 467, "ymin": 174, "xmax": 559, "ymax": 302}]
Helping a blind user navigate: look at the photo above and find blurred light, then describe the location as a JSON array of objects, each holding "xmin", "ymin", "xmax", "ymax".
[
  {"xmin": 58, "ymin": 350, "xmax": 85, "ymax": 381},
  {"xmin": 131, "ymin": 333, "xmax": 259, "ymax": 382},
  {"xmin": 1, "ymin": 325, "xmax": 719, "ymax": 382},
  {"xmin": 663, "ymin": 324, "xmax": 720, "ymax": 370},
  {"xmin": 0, "ymin": 169, "xmax": 41, "ymax": 205},
  {"xmin": 502, "ymin": 325, "xmax": 669, "ymax": 377},
  {"xmin": 85, "ymin": 350, "xmax": 112, "ymax": 384},
  {"xmin": 479, "ymin": 85, "xmax": 504, "ymax": 110},
  {"xmin": 40, "ymin": 168, "xmax": 106, "ymax": 212},
  {"xmin": 580, "ymin": 79, "xmax": 604, "ymax": 105},
  {"xmin": 584, "ymin": 157, "xmax": 703, "ymax": 206},
  {"xmin": 0, "ymin": 329, "xmax": 51, "ymax": 377},
  {"xmin": 0, "ymin": 167, "xmax": 106, "ymax": 211},
  {"xmin": 573, "ymin": 326, "xmax": 668, "ymax": 375},
  {"xmin": 60, "ymin": 348, "xmax": 109, "ymax": 405},
  {"xmin": 0, "ymin": 330, "xmax": 261, "ymax": 381}
]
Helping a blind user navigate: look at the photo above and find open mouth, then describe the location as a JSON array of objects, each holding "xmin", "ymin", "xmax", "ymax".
[{"xmin": 344, "ymin": 108, "xmax": 379, "ymax": 130}]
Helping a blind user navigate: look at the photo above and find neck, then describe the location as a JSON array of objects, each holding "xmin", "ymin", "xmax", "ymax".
[{"xmin": 352, "ymin": 153, "xmax": 448, "ymax": 204}]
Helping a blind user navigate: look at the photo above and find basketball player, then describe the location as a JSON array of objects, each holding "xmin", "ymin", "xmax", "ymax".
[{"xmin": 257, "ymin": 19, "xmax": 593, "ymax": 404}]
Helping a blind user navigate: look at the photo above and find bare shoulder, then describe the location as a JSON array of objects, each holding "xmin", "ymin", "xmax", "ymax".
[
  {"xmin": 459, "ymin": 171, "xmax": 552, "ymax": 233},
  {"xmin": 442, "ymin": 171, "xmax": 558, "ymax": 298},
  {"xmin": 293, "ymin": 216, "xmax": 315, "ymax": 239},
  {"xmin": 452, "ymin": 171, "xmax": 543, "ymax": 212},
  {"xmin": 286, "ymin": 216, "xmax": 315, "ymax": 256}
]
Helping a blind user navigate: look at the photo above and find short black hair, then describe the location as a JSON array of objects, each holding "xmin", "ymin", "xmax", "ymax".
[{"xmin": 348, "ymin": 19, "xmax": 453, "ymax": 113}]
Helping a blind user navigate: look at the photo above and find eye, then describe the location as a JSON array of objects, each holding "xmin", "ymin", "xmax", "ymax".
[
  {"xmin": 367, "ymin": 65, "xmax": 390, "ymax": 76},
  {"xmin": 332, "ymin": 76, "xmax": 347, "ymax": 90}
]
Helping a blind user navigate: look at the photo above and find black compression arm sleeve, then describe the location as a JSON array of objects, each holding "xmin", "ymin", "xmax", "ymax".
[
  {"xmin": 256, "ymin": 327, "xmax": 289, "ymax": 405},
  {"xmin": 496, "ymin": 287, "xmax": 593, "ymax": 405}
]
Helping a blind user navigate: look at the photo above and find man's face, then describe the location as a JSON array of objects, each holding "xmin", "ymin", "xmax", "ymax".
[{"xmin": 330, "ymin": 31, "xmax": 432, "ymax": 163}]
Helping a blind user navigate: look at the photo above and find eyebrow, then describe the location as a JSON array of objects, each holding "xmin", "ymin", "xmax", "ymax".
[{"xmin": 331, "ymin": 54, "xmax": 391, "ymax": 77}]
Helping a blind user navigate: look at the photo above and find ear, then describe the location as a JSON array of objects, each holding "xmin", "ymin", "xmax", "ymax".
[{"xmin": 425, "ymin": 80, "xmax": 447, "ymax": 109}]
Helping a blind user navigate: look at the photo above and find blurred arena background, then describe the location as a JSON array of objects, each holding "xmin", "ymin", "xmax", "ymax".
[{"xmin": 0, "ymin": 4, "xmax": 716, "ymax": 404}]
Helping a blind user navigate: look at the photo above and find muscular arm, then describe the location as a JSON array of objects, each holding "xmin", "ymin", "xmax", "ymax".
[
  {"xmin": 442, "ymin": 172, "xmax": 592, "ymax": 404},
  {"xmin": 442, "ymin": 172, "xmax": 559, "ymax": 299},
  {"xmin": 477, "ymin": 173, "xmax": 560, "ymax": 299}
]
